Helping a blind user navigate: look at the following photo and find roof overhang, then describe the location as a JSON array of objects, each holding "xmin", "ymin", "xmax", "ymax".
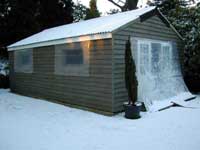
[{"xmin": 8, "ymin": 33, "xmax": 112, "ymax": 51}]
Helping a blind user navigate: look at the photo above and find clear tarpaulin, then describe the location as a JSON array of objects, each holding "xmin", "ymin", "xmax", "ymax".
[
  {"xmin": 131, "ymin": 38, "xmax": 195, "ymax": 111},
  {"xmin": 14, "ymin": 49, "xmax": 33, "ymax": 73}
]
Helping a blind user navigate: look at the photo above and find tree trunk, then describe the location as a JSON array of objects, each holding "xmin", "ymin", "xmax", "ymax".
[
  {"xmin": 123, "ymin": 0, "xmax": 138, "ymax": 11},
  {"xmin": 108, "ymin": 0, "xmax": 139, "ymax": 11}
]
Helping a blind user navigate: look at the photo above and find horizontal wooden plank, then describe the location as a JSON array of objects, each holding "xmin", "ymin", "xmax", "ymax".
[
  {"xmin": 15, "ymin": 90, "xmax": 113, "ymax": 112},
  {"xmin": 14, "ymin": 74, "xmax": 112, "ymax": 84},
  {"xmin": 14, "ymin": 83, "xmax": 112, "ymax": 99},
  {"xmin": 115, "ymin": 31, "xmax": 179, "ymax": 41}
]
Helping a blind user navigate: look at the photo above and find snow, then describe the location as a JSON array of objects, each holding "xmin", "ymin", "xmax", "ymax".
[
  {"xmin": 0, "ymin": 59, "xmax": 9, "ymax": 76},
  {"xmin": 0, "ymin": 89, "xmax": 200, "ymax": 150},
  {"xmin": 149, "ymin": 92, "xmax": 196, "ymax": 111},
  {"xmin": 8, "ymin": 7, "xmax": 155, "ymax": 50}
]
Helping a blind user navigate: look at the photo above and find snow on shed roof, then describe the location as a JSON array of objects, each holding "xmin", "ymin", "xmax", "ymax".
[{"xmin": 8, "ymin": 6, "xmax": 155, "ymax": 51}]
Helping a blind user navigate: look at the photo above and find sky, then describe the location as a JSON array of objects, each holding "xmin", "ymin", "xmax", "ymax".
[{"xmin": 73, "ymin": 0, "xmax": 148, "ymax": 15}]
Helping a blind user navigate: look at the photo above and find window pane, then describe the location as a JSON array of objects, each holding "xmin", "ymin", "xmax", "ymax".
[
  {"xmin": 14, "ymin": 49, "xmax": 32, "ymax": 73},
  {"xmin": 140, "ymin": 43, "xmax": 149, "ymax": 74},
  {"xmin": 162, "ymin": 45, "xmax": 170, "ymax": 71},
  {"xmin": 65, "ymin": 49, "xmax": 83, "ymax": 65},
  {"xmin": 66, "ymin": 50, "xmax": 82, "ymax": 56},
  {"xmin": 21, "ymin": 51, "xmax": 31, "ymax": 65},
  {"xmin": 151, "ymin": 43, "xmax": 161, "ymax": 74}
]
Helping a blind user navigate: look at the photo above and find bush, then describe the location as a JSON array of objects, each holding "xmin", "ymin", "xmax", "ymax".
[
  {"xmin": 157, "ymin": 2, "xmax": 200, "ymax": 92},
  {"xmin": 125, "ymin": 38, "xmax": 138, "ymax": 105},
  {"xmin": 0, "ymin": 58, "xmax": 9, "ymax": 89}
]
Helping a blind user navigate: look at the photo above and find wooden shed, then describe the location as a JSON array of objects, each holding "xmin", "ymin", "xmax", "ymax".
[{"xmin": 8, "ymin": 7, "xmax": 193, "ymax": 114}]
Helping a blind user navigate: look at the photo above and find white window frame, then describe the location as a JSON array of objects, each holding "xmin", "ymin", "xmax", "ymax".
[
  {"xmin": 161, "ymin": 43, "xmax": 172, "ymax": 72},
  {"xmin": 132, "ymin": 38, "xmax": 172, "ymax": 75},
  {"xmin": 137, "ymin": 40, "xmax": 151, "ymax": 75}
]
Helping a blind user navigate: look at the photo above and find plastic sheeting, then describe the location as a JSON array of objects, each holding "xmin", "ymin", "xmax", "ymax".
[
  {"xmin": 131, "ymin": 38, "xmax": 193, "ymax": 111},
  {"xmin": 54, "ymin": 42, "xmax": 90, "ymax": 76},
  {"xmin": 14, "ymin": 49, "xmax": 33, "ymax": 73}
]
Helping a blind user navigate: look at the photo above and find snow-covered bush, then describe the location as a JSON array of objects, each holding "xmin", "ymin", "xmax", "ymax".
[
  {"xmin": 155, "ymin": 1, "xmax": 200, "ymax": 91},
  {"xmin": 0, "ymin": 59, "xmax": 9, "ymax": 76},
  {"xmin": 173, "ymin": 4, "xmax": 200, "ymax": 91},
  {"xmin": 0, "ymin": 58, "xmax": 9, "ymax": 89}
]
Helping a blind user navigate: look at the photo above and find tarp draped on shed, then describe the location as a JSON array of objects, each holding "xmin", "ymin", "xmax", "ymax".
[{"xmin": 131, "ymin": 38, "xmax": 195, "ymax": 111}]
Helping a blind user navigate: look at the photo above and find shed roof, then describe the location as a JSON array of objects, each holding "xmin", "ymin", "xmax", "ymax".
[{"xmin": 8, "ymin": 7, "xmax": 156, "ymax": 51}]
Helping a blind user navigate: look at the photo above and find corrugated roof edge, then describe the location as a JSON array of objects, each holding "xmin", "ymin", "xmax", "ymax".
[{"xmin": 8, "ymin": 32, "xmax": 112, "ymax": 51}]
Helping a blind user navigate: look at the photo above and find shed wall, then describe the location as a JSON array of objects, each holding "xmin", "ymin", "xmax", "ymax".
[
  {"xmin": 9, "ymin": 39, "xmax": 113, "ymax": 113},
  {"xmin": 112, "ymin": 15, "xmax": 184, "ymax": 112}
]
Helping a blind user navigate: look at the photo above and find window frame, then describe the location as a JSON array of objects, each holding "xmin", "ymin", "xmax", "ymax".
[
  {"xmin": 161, "ymin": 43, "xmax": 172, "ymax": 72},
  {"xmin": 134, "ymin": 38, "xmax": 172, "ymax": 75}
]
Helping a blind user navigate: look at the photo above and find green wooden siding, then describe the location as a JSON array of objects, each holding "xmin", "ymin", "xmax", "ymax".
[{"xmin": 9, "ymin": 39, "xmax": 113, "ymax": 113}]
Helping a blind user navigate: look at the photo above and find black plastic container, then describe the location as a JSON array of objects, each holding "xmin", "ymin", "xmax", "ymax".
[{"xmin": 124, "ymin": 103, "xmax": 142, "ymax": 119}]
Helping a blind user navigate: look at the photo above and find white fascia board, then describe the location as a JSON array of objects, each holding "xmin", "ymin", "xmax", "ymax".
[{"xmin": 8, "ymin": 33, "xmax": 112, "ymax": 51}]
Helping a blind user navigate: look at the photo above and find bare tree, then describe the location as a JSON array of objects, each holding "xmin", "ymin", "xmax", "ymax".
[{"xmin": 108, "ymin": 0, "xmax": 139, "ymax": 11}]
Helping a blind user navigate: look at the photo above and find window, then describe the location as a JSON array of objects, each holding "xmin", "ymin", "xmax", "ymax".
[
  {"xmin": 14, "ymin": 49, "xmax": 33, "ymax": 73},
  {"xmin": 151, "ymin": 43, "xmax": 162, "ymax": 73},
  {"xmin": 64, "ymin": 49, "xmax": 83, "ymax": 65},
  {"xmin": 139, "ymin": 43, "xmax": 149, "ymax": 74},
  {"xmin": 136, "ymin": 39, "xmax": 172, "ymax": 76},
  {"xmin": 21, "ymin": 50, "xmax": 32, "ymax": 65},
  {"xmin": 162, "ymin": 44, "xmax": 171, "ymax": 71},
  {"xmin": 55, "ymin": 42, "xmax": 90, "ymax": 76}
]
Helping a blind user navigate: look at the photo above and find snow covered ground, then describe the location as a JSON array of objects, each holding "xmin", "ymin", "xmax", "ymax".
[{"xmin": 0, "ymin": 89, "xmax": 200, "ymax": 150}]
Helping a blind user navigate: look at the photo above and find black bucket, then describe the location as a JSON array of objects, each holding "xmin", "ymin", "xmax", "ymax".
[{"xmin": 124, "ymin": 103, "xmax": 141, "ymax": 119}]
